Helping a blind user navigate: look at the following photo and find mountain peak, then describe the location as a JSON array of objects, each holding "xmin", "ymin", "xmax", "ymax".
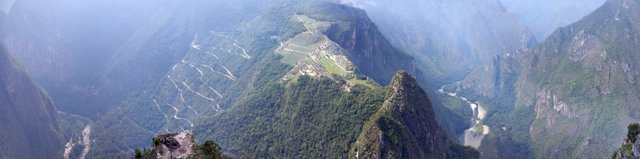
[
  {"xmin": 390, "ymin": 71, "xmax": 417, "ymax": 90},
  {"xmin": 386, "ymin": 71, "xmax": 427, "ymax": 115},
  {"xmin": 351, "ymin": 71, "xmax": 478, "ymax": 158}
]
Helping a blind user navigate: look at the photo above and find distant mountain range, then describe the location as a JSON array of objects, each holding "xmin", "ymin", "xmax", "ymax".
[
  {"xmin": 1, "ymin": 0, "xmax": 638, "ymax": 158},
  {"xmin": 340, "ymin": 0, "xmax": 537, "ymax": 86},
  {"xmin": 453, "ymin": 0, "xmax": 640, "ymax": 158},
  {"xmin": 500, "ymin": 0, "xmax": 606, "ymax": 39}
]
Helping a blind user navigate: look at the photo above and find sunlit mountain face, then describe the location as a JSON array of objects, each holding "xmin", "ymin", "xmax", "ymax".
[{"xmin": 2, "ymin": 0, "xmax": 638, "ymax": 159}]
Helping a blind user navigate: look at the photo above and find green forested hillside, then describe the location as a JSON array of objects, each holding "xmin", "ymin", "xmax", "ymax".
[
  {"xmin": 89, "ymin": 1, "xmax": 470, "ymax": 158},
  {"xmin": 194, "ymin": 62, "xmax": 387, "ymax": 158}
]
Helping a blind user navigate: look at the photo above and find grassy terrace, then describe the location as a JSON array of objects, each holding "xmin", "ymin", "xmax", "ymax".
[{"xmin": 274, "ymin": 14, "xmax": 377, "ymax": 88}]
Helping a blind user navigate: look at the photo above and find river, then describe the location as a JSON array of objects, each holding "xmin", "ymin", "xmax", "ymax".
[{"xmin": 438, "ymin": 87, "xmax": 490, "ymax": 149}]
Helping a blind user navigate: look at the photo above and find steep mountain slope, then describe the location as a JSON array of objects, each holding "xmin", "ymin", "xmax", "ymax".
[
  {"xmin": 88, "ymin": 1, "xmax": 441, "ymax": 158},
  {"xmin": 0, "ymin": 45, "xmax": 63, "ymax": 158},
  {"xmin": 351, "ymin": 72, "xmax": 478, "ymax": 158},
  {"xmin": 338, "ymin": 2, "xmax": 538, "ymax": 136},
  {"xmin": 454, "ymin": 0, "xmax": 640, "ymax": 158},
  {"xmin": 2, "ymin": 0, "xmax": 188, "ymax": 118},
  {"xmin": 499, "ymin": 0, "xmax": 606, "ymax": 39},
  {"xmin": 340, "ymin": 0, "xmax": 536, "ymax": 85}
]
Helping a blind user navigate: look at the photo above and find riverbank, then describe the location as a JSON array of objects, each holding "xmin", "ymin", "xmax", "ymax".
[{"xmin": 438, "ymin": 87, "xmax": 490, "ymax": 148}]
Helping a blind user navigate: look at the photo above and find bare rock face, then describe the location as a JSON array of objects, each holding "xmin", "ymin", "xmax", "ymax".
[
  {"xmin": 153, "ymin": 132, "xmax": 196, "ymax": 159},
  {"xmin": 569, "ymin": 31, "xmax": 602, "ymax": 62}
]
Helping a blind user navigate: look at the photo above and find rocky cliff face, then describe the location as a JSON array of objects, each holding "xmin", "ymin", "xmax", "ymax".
[
  {"xmin": 351, "ymin": 71, "xmax": 478, "ymax": 159},
  {"xmin": 341, "ymin": 0, "xmax": 536, "ymax": 86},
  {"xmin": 134, "ymin": 132, "xmax": 228, "ymax": 159},
  {"xmin": 315, "ymin": 4, "xmax": 423, "ymax": 85},
  {"xmin": 468, "ymin": 0, "xmax": 640, "ymax": 158}
]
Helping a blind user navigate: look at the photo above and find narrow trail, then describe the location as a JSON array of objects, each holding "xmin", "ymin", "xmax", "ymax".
[
  {"xmin": 167, "ymin": 76, "xmax": 189, "ymax": 104},
  {"xmin": 181, "ymin": 61, "xmax": 223, "ymax": 104},
  {"xmin": 209, "ymin": 31, "xmax": 230, "ymax": 39},
  {"xmin": 167, "ymin": 76, "xmax": 183, "ymax": 94},
  {"xmin": 199, "ymin": 64, "xmax": 236, "ymax": 81},
  {"xmin": 209, "ymin": 42, "xmax": 250, "ymax": 59},
  {"xmin": 233, "ymin": 42, "xmax": 252, "ymax": 59},
  {"xmin": 204, "ymin": 51, "xmax": 221, "ymax": 59},
  {"xmin": 220, "ymin": 65, "xmax": 237, "ymax": 80},
  {"xmin": 152, "ymin": 98, "xmax": 170, "ymax": 120},
  {"xmin": 167, "ymin": 76, "xmax": 197, "ymax": 128},
  {"xmin": 203, "ymin": 82, "xmax": 223, "ymax": 98},
  {"xmin": 181, "ymin": 82, "xmax": 203, "ymax": 117},
  {"xmin": 214, "ymin": 103, "xmax": 223, "ymax": 112},
  {"xmin": 171, "ymin": 105, "xmax": 194, "ymax": 128},
  {"xmin": 190, "ymin": 34, "xmax": 222, "ymax": 60},
  {"xmin": 182, "ymin": 60, "xmax": 204, "ymax": 76},
  {"xmin": 191, "ymin": 43, "xmax": 202, "ymax": 50},
  {"xmin": 171, "ymin": 106, "xmax": 182, "ymax": 120},
  {"xmin": 152, "ymin": 98, "xmax": 171, "ymax": 132}
]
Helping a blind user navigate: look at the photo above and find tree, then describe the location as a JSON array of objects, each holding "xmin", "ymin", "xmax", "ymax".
[
  {"xmin": 627, "ymin": 123, "xmax": 640, "ymax": 143},
  {"xmin": 152, "ymin": 137, "xmax": 160, "ymax": 146},
  {"xmin": 135, "ymin": 148, "xmax": 143, "ymax": 158},
  {"xmin": 200, "ymin": 140, "xmax": 224, "ymax": 159}
]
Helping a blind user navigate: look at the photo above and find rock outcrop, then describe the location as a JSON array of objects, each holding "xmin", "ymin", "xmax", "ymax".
[
  {"xmin": 613, "ymin": 123, "xmax": 640, "ymax": 159},
  {"xmin": 135, "ymin": 131, "xmax": 228, "ymax": 159}
]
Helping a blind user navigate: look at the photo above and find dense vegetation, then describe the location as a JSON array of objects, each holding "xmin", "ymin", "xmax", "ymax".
[
  {"xmin": 194, "ymin": 62, "xmax": 388, "ymax": 158},
  {"xmin": 628, "ymin": 123, "xmax": 640, "ymax": 143},
  {"xmin": 612, "ymin": 123, "xmax": 640, "ymax": 159}
]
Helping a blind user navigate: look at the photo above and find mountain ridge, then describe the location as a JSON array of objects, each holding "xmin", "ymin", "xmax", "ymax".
[{"xmin": 351, "ymin": 71, "xmax": 479, "ymax": 158}]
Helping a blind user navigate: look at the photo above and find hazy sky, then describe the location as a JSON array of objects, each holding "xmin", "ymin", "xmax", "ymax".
[{"xmin": 0, "ymin": 0, "xmax": 16, "ymax": 14}]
